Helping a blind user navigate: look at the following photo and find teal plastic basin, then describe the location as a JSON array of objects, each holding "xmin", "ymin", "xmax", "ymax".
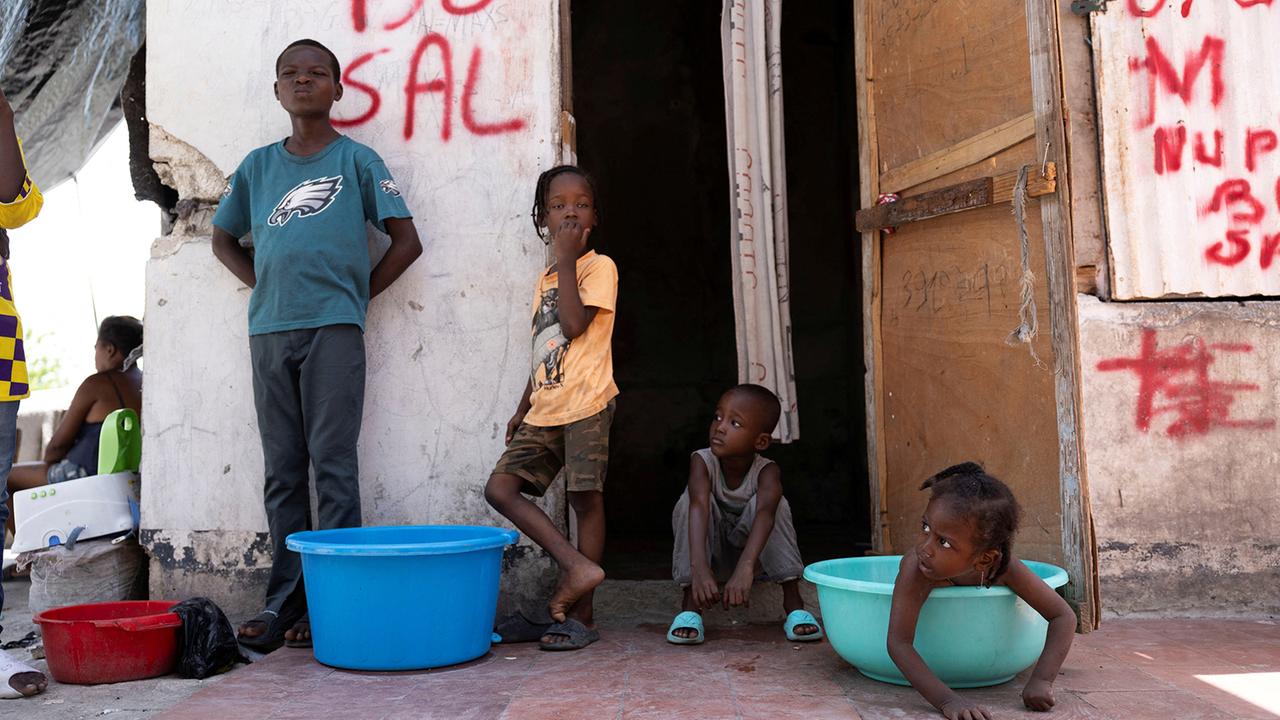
[{"xmin": 803, "ymin": 556, "xmax": 1068, "ymax": 687}]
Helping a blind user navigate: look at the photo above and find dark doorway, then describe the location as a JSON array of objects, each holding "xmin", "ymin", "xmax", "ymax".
[{"xmin": 571, "ymin": 1, "xmax": 867, "ymax": 578}]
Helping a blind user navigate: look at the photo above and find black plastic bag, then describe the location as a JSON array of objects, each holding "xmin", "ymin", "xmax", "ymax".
[{"xmin": 169, "ymin": 597, "xmax": 247, "ymax": 679}]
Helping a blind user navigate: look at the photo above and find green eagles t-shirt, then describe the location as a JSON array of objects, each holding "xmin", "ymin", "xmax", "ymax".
[{"xmin": 212, "ymin": 136, "xmax": 413, "ymax": 335}]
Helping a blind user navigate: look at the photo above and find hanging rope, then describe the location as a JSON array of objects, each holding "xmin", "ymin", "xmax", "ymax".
[{"xmin": 1007, "ymin": 166, "xmax": 1045, "ymax": 368}]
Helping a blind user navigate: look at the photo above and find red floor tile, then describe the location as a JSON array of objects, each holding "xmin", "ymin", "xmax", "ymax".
[
  {"xmin": 151, "ymin": 620, "xmax": 1280, "ymax": 720},
  {"xmin": 1194, "ymin": 641, "xmax": 1280, "ymax": 669},
  {"xmin": 1136, "ymin": 664, "xmax": 1280, "ymax": 719},
  {"xmin": 621, "ymin": 693, "xmax": 740, "ymax": 720},
  {"xmin": 1051, "ymin": 646, "xmax": 1173, "ymax": 692},
  {"xmin": 498, "ymin": 693, "xmax": 625, "ymax": 720},
  {"xmin": 1097, "ymin": 640, "xmax": 1242, "ymax": 669},
  {"xmin": 1077, "ymin": 688, "xmax": 1239, "ymax": 720},
  {"xmin": 736, "ymin": 694, "xmax": 863, "ymax": 719}
]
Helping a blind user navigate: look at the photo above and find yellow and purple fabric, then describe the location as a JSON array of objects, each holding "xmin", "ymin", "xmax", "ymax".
[
  {"xmin": 0, "ymin": 259, "xmax": 27, "ymax": 400},
  {"xmin": 0, "ymin": 138, "xmax": 40, "ymax": 400},
  {"xmin": 0, "ymin": 139, "xmax": 44, "ymax": 230}
]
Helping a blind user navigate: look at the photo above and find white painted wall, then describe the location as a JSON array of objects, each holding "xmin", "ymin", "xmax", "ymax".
[{"xmin": 142, "ymin": 1, "xmax": 563, "ymax": 600}]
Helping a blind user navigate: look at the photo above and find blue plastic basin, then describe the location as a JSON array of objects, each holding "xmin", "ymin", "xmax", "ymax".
[
  {"xmin": 803, "ymin": 556, "xmax": 1068, "ymax": 687},
  {"xmin": 286, "ymin": 525, "xmax": 519, "ymax": 671}
]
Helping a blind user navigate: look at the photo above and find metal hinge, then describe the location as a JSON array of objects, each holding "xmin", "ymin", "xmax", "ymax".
[{"xmin": 1070, "ymin": 0, "xmax": 1110, "ymax": 14}]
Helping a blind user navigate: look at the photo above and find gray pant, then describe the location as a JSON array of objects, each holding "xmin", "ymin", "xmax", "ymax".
[
  {"xmin": 0, "ymin": 399, "xmax": 18, "ymax": 621},
  {"xmin": 250, "ymin": 324, "xmax": 365, "ymax": 617},
  {"xmin": 671, "ymin": 490, "xmax": 805, "ymax": 586}
]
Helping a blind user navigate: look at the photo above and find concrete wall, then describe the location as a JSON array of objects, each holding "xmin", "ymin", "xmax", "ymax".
[
  {"xmin": 142, "ymin": 1, "xmax": 563, "ymax": 618},
  {"xmin": 1078, "ymin": 296, "xmax": 1280, "ymax": 616}
]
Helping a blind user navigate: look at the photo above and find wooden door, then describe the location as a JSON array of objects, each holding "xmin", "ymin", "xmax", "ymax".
[{"xmin": 854, "ymin": 0, "xmax": 1097, "ymax": 625}]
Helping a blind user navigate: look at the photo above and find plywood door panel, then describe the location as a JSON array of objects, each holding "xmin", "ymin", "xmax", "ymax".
[
  {"xmin": 870, "ymin": 0, "xmax": 1033, "ymax": 176},
  {"xmin": 862, "ymin": 0, "xmax": 1065, "ymax": 567},
  {"xmin": 880, "ymin": 180, "xmax": 1063, "ymax": 566}
]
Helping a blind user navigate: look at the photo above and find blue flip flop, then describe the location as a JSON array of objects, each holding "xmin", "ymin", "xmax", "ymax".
[
  {"xmin": 784, "ymin": 609, "xmax": 824, "ymax": 642},
  {"xmin": 666, "ymin": 610, "xmax": 705, "ymax": 645}
]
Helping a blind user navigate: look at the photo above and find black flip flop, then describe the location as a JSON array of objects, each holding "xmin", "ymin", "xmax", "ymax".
[
  {"xmin": 538, "ymin": 618, "xmax": 599, "ymax": 651},
  {"xmin": 284, "ymin": 615, "xmax": 312, "ymax": 649},
  {"xmin": 237, "ymin": 611, "xmax": 287, "ymax": 652},
  {"xmin": 494, "ymin": 610, "xmax": 552, "ymax": 644}
]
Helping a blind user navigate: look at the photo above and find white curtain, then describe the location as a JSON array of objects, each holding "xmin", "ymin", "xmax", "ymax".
[{"xmin": 722, "ymin": 0, "xmax": 799, "ymax": 442}]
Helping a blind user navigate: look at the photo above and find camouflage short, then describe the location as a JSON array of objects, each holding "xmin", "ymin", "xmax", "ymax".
[{"xmin": 492, "ymin": 399, "xmax": 615, "ymax": 497}]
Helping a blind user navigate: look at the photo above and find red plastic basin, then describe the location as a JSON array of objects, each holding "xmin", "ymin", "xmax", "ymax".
[{"xmin": 34, "ymin": 600, "xmax": 182, "ymax": 685}]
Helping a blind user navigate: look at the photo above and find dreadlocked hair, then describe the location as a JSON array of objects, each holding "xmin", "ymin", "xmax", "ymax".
[
  {"xmin": 529, "ymin": 165, "xmax": 599, "ymax": 238},
  {"xmin": 919, "ymin": 462, "xmax": 1021, "ymax": 587}
]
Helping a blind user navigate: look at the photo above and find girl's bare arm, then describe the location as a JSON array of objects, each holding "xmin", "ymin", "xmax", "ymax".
[
  {"xmin": 1004, "ymin": 555, "xmax": 1075, "ymax": 709},
  {"xmin": 888, "ymin": 554, "xmax": 992, "ymax": 719}
]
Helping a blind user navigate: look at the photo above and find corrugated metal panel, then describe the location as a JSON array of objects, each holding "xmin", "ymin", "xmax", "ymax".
[{"xmin": 1093, "ymin": 1, "xmax": 1280, "ymax": 299}]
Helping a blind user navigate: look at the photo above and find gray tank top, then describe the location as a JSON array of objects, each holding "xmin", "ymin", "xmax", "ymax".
[{"xmin": 694, "ymin": 448, "xmax": 774, "ymax": 522}]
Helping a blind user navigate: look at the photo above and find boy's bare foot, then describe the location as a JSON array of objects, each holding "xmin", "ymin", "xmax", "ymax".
[
  {"xmin": 237, "ymin": 617, "xmax": 270, "ymax": 640},
  {"xmin": 670, "ymin": 625, "xmax": 700, "ymax": 640},
  {"xmin": 1, "ymin": 649, "xmax": 47, "ymax": 698},
  {"xmin": 7, "ymin": 671, "xmax": 45, "ymax": 697},
  {"xmin": 782, "ymin": 581, "xmax": 819, "ymax": 636},
  {"xmin": 547, "ymin": 561, "xmax": 605, "ymax": 623},
  {"xmin": 790, "ymin": 620, "xmax": 819, "ymax": 636}
]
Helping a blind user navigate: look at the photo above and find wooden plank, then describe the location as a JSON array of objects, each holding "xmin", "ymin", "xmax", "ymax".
[
  {"xmin": 880, "ymin": 112, "xmax": 1036, "ymax": 193},
  {"xmin": 855, "ymin": 0, "xmax": 890, "ymax": 553},
  {"xmin": 1056, "ymin": 0, "xmax": 1108, "ymax": 297},
  {"xmin": 871, "ymin": 0, "xmax": 1033, "ymax": 174},
  {"xmin": 857, "ymin": 178, "xmax": 991, "ymax": 233},
  {"xmin": 558, "ymin": 0, "xmax": 576, "ymax": 163},
  {"xmin": 993, "ymin": 162, "xmax": 1056, "ymax": 202},
  {"xmin": 856, "ymin": 163, "xmax": 1057, "ymax": 232},
  {"xmin": 1027, "ymin": 0, "xmax": 1099, "ymax": 631},
  {"xmin": 559, "ymin": 0, "xmax": 573, "ymax": 114}
]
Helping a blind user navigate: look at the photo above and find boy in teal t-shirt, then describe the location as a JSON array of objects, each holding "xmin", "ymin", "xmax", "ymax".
[{"xmin": 211, "ymin": 38, "xmax": 422, "ymax": 651}]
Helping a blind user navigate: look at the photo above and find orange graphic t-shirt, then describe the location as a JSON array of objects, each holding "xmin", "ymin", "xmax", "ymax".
[{"xmin": 524, "ymin": 250, "xmax": 619, "ymax": 427}]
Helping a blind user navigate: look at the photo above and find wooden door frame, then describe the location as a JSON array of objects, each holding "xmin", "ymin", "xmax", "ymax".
[{"xmin": 853, "ymin": 0, "xmax": 1099, "ymax": 629}]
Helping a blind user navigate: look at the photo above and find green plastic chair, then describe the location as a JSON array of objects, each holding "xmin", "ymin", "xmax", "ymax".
[{"xmin": 97, "ymin": 408, "xmax": 142, "ymax": 475}]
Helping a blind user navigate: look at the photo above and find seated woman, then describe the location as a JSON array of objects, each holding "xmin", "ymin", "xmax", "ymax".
[{"xmin": 4, "ymin": 315, "xmax": 142, "ymax": 536}]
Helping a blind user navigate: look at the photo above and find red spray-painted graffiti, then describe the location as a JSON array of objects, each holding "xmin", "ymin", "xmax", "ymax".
[
  {"xmin": 1128, "ymin": 35, "xmax": 1223, "ymax": 131},
  {"xmin": 350, "ymin": 0, "xmax": 492, "ymax": 32},
  {"xmin": 334, "ymin": 0, "xmax": 525, "ymax": 141},
  {"xmin": 1097, "ymin": 328, "xmax": 1275, "ymax": 439},
  {"xmin": 1125, "ymin": 0, "xmax": 1280, "ymax": 273},
  {"xmin": 1128, "ymin": 0, "xmax": 1274, "ymax": 18}
]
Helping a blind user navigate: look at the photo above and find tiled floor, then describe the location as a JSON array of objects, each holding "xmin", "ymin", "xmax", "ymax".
[{"xmin": 150, "ymin": 618, "xmax": 1280, "ymax": 720}]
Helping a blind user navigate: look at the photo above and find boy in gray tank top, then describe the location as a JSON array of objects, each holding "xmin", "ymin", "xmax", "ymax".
[{"xmin": 667, "ymin": 384, "xmax": 824, "ymax": 645}]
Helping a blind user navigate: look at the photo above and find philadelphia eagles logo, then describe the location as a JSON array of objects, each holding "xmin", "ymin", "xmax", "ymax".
[
  {"xmin": 267, "ymin": 176, "xmax": 343, "ymax": 227},
  {"xmin": 379, "ymin": 179, "xmax": 401, "ymax": 197}
]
